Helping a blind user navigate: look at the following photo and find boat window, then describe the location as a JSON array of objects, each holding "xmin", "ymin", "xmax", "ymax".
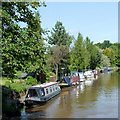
[
  {"xmin": 40, "ymin": 88, "xmax": 45, "ymax": 96},
  {"xmin": 50, "ymin": 87, "xmax": 52, "ymax": 93},
  {"xmin": 27, "ymin": 89, "xmax": 38, "ymax": 97},
  {"xmin": 56, "ymin": 86, "xmax": 58, "ymax": 90},
  {"xmin": 46, "ymin": 88, "xmax": 49, "ymax": 94}
]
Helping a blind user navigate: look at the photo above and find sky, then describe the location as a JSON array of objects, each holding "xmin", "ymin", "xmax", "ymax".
[{"xmin": 37, "ymin": 2, "xmax": 118, "ymax": 44}]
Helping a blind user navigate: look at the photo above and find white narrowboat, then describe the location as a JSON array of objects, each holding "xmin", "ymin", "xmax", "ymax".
[
  {"xmin": 25, "ymin": 82, "xmax": 61, "ymax": 106},
  {"xmin": 84, "ymin": 70, "xmax": 94, "ymax": 79}
]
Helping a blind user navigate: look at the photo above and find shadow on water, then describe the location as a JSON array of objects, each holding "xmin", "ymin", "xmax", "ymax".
[{"xmin": 19, "ymin": 71, "xmax": 118, "ymax": 119}]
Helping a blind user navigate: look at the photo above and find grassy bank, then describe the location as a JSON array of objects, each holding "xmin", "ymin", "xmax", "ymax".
[{"xmin": 1, "ymin": 76, "xmax": 40, "ymax": 93}]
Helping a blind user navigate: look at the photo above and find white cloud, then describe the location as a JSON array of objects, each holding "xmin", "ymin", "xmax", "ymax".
[{"xmin": 94, "ymin": 40, "xmax": 104, "ymax": 44}]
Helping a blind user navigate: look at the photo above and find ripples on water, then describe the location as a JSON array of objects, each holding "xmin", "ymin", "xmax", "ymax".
[{"xmin": 19, "ymin": 71, "xmax": 118, "ymax": 119}]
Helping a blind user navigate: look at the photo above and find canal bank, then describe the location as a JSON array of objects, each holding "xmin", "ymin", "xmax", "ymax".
[{"xmin": 5, "ymin": 71, "xmax": 118, "ymax": 119}]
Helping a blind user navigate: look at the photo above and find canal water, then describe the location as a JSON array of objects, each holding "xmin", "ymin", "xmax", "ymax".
[{"xmin": 20, "ymin": 71, "xmax": 118, "ymax": 119}]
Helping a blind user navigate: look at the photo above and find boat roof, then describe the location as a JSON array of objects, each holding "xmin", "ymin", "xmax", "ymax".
[{"xmin": 28, "ymin": 82, "xmax": 58, "ymax": 89}]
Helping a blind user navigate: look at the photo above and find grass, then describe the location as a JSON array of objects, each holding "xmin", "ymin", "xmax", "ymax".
[{"xmin": 1, "ymin": 77, "xmax": 36, "ymax": 93}]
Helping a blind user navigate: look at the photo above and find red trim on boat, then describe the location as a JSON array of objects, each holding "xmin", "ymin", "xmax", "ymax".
[{"xmin": 43, "ymin": 83, "xmax": 58, "ymax": 88}]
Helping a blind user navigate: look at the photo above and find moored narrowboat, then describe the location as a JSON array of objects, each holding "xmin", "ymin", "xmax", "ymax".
[
  {"xmin": 25, "ymin": 82, "xmax": 61, "ymax": 106},
  {"xmin": 84, "ymin": 70, "xmax": 94, "ymax": 79},
  {"xmin": 59, "ymin": 71, "xmax": 80, "ymax": 88},
  {"xmin": 59, "ymin": 77, "xmax": 71, "ymax": 88},
  {"xmin": 107, "ymin": 67, "xmax": 114, "ymax": 71}
]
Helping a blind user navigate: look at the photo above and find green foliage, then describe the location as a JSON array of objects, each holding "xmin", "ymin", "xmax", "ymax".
[
  {"xmin": 26, "ymin": 76, "xmax": 37, "ymax": 85},
  {"xmin": 96, "ymin": 41, "xmax": 119, "ymax": 67},
  {"xmin": 70, "ymin": 32, "xmax": 85, "ymax": 71},
  {"xmin": 70, "ymin": 34, "xmax": 102, "ymax": 71},
  {"xmin": 102, "ymin": 48, "xmax": 115, "ymax": 66},
  {"xmin": 110, "ymin": 43, "xmax": 120, "ymax": 67},
  {"xmin": 2, "ymin": 77, "xmax": 31, "ymax": 92},
  {"xmin": 5, "ymin": 81, "xmax": 11, "ymax": 88},
  {"xmin": 10, "ymin": 83, "xmax": 26, "ymax": 92},
  {"xmin": 48, "ymin": 21, "xmax": 73, "ymax": 46},
  {"xmin": 95, "ymin": 40, "xmax": 112, "ymax": 49},
  {"xmin": 2, "ymin": 2, "xmax": 46, "ymax": 78},
  {"xmin": 100, "ymin": 54, "xmax": 110, "ymax": 67},
  {"xmin": 48, "ymin": 21, "xmax": 73, "ymax": 80},
  {"xmin": 46, "ymin": 71, "xmax": 56, "ymax": 82},
  {"xmin": 89, "ymin": 46, "xmax": 101, "ymax": 69}
]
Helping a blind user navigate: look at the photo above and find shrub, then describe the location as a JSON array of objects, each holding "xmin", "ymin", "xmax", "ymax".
[
  {"xmin": 26, "ymin": 76, "xmax": 37, "ymax": 85},
  {"xmin": 5, "ymin": 81, "xmax": 11, "ymax": 88}
]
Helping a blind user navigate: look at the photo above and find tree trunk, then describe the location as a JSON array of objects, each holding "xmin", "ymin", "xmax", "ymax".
[{"xmin": 55, "ymin": 64, "xmax": 58, "ymax": 81}]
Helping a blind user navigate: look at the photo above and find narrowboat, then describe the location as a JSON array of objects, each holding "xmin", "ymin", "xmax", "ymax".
[
  {"xmin": 25, "ymin": 82, "xmax": 61, "ymax": 106},
  {"xmin": 100, "ymin": 67, "xmax": 108, "ymax": 73},
  {"xmin": 84, "ymin": 69, "xmax": 94, "ymax": 79},
  {"xmin": 59, "ymin": 77, "xmax": 71, "ymax": 88},
  {"xmin": 70, "ymin": 71, "xmax": 80, "ymax": 85},
  {"xmin": 92, "ymin": 69, "xmax": 99, "ymax": 79},
  {"xmin": 59, "ymin": 72, "xmax": 80, "ymax": 88},
  {"xmin": 107, "ymin": 67, "xmax": 114, "ymax": 71}
]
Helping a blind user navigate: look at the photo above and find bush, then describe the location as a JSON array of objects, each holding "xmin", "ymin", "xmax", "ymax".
[
  {"xmin": 5, "ymin": 81, "xmax": 11, "ymax": 88},
  {"xmin": 10, "ymin": 83, "xmax": 26, "ymax": 92},
  {"xmin": 26, "ymin": 76, "xmax": 37, "ymax": 85}
]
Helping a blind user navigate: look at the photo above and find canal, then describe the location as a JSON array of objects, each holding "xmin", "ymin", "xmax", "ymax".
[{"xmin": 20, "ymin": 71, "xmax": 118, "ymax": 119}]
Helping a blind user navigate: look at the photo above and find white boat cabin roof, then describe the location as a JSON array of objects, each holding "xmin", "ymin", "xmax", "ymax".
[{"xmin": 29, "ymin": 82, "xmax": 58, "ymax": 89}]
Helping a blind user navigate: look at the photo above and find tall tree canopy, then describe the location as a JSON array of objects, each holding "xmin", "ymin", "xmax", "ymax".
[
  {"xmin": 48, "ymin": 21, "xmax": 73, "ymax": 46},
  {"xmin": 102, "ymin": 48, "xmax": 115, "ymax": 66},
  {"xmin": 70, "ymin": 33, "xmax": 86, "ymax": 72},
  {"xmin": 2, "ymin": 2, "xmax": 46, "ymax": 78},
  {"xmin": 85, "ymin": 37, "xmax": 101, "ymax": 70},
  {"xmin": 70, "ymin": 35, "xmax": 102, "ymax": 71},
  {"xmin": 48, "ymin": 21, "xmax": 73, "ymax": 80},
  {"xmin": 95, "ymin": 40, "xmax": 112, "ymax": 49}
]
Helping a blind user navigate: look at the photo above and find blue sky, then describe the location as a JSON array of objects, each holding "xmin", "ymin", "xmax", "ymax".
[{"xmin": 38, "ymin": 2, "xmax": 118, "ymax": 44}]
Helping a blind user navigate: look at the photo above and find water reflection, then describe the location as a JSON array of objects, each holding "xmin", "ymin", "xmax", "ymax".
[
  {"xmin": 21, "ymin": 71, "xmax": 118, "ymax": 118},
  {"xmin": 79, "ymin": 82, "xmax": 85, "ymax": 93},
  {"xmin": 85, "ymin": 79, "xmax": 94, "ymax": 86}
]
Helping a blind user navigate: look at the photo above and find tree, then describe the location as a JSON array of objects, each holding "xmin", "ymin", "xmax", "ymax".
[
  {"xmin": 2, "ymin": 2, "xmax": 46, "ymax": 78},
  {"xmin": 95, "ymin": 40, "xmax": 112, "ymax": 49},
  {"xmin": 49, "ymin": 45, "xmax": 69, "ymax": 80},
  {"xmin": 48, "ymin": 21, "xmax": 72, "ymax": 46},
  {"xmin": 48, "ymin": 21, "xmax": 73, "ymax": 80},
  {"xmin": 102, "ymin": 48, "xmax": 115, "ymax": 66},
  {"xmin": 100, "ymin": 54, "xmax": 110, "ymax": 67},
  {"xmin": 83, "ymin": 41, "xmax": 90, "ymax": 71},
  {"xmin": 85, "ymin": 37, "xmax": 101, "ymax": 70},
  {"xmin": 70, "ymin": 32, "xmax": 85, "ymax": 72},
  {"xmin": 110, "ymin": 43, "xmax": 120, "ymax": 67}
]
